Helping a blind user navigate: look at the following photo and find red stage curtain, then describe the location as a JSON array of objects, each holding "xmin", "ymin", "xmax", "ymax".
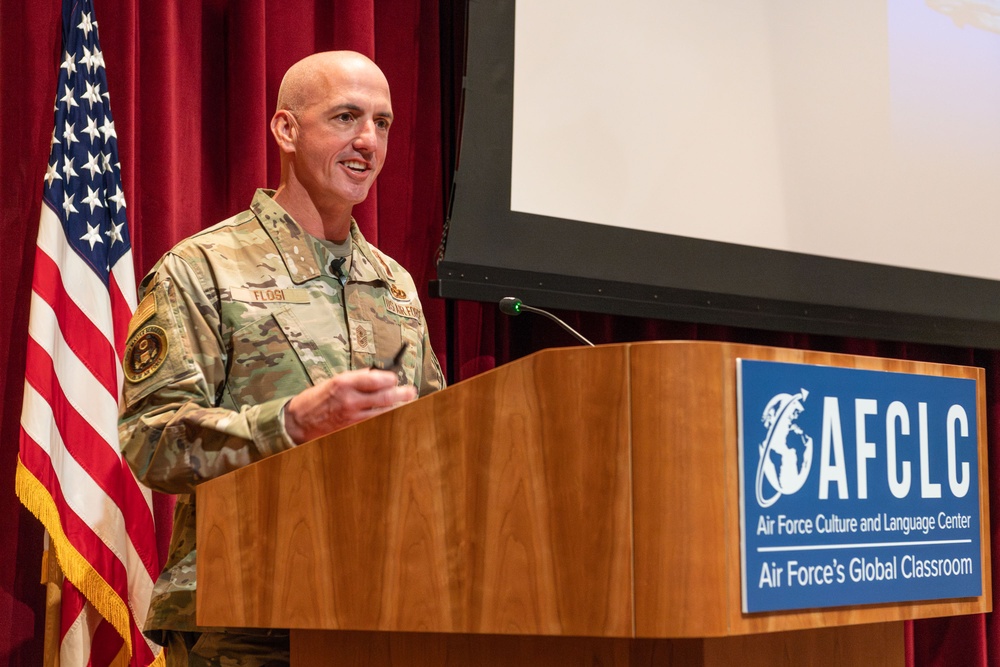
[
  {"xmin": 1, "ymin": 0, "xmax": 443, "ymax": 663},
  {"xmin": 1, "ymin": 1, "xmax": 996, "ymax": 665}
]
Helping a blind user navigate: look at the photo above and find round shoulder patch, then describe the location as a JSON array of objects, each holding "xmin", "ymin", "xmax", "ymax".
[{"xmin": 124, "ymin": 325, "xmax": 168, "ymax": 383}]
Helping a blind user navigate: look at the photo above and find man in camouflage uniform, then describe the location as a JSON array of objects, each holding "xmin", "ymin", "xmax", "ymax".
[{"xmin": 119, "ymin": 51, "xmax": 444, "ymax": 666}]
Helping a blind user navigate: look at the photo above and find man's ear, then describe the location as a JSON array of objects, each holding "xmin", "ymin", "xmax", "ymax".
[{"xmin": 270, "ymin": 110, "xmax": 297, "ymax": 152}]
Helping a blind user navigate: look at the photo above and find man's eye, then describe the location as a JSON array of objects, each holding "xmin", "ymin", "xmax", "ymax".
[{"xmin": 336, "ymin": 113, "xmax": 353, "ymax": 122}]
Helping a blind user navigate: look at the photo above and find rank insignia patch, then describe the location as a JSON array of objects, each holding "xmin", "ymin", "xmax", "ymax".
[
  {"xmin": 389, "ymin": 284, "xmax": 408, "ymax": 301},
  {"xmin": 124, "ymin": 325, "xmax": 168, "ymax": 383},
  {"xmin": 351, "ymin": 321, "xmax": 377, "ymax": 354}
]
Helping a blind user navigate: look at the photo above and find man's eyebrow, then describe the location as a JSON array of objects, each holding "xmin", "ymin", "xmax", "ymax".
[
  {"xmin": 328, "ymin": 103, "xmax": 363, "ymax": 115},
  {"xmin": 328, "ymin": 103, "xmax": 393, "ymax": 121}
]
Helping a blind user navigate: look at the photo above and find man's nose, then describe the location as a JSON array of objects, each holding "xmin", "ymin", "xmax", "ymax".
[{"xmin": 353, "ymin": 119, "xmax": 377, "ymax": 151}]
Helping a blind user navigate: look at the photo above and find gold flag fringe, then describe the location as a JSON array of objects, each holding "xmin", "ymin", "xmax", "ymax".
[
  {"xmin": 112, "ymin": 638, "xmax": 163, "ymax": 667},
  {"xmin": 15, "ymin": 456, "xmax": 136, "ymax": 659}
]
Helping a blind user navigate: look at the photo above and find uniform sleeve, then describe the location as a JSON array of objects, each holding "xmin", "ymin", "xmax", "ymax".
[
  {"xmin": 416, "ymin": 308, "xmax": 445, "ymax": 397},
  {"xmin": 389, "ymin": 260, "xmax": 445, "ymax": 396},
  {"xmin": 118, "ymin": 253, "xmax": 295, "ymax": 495}
]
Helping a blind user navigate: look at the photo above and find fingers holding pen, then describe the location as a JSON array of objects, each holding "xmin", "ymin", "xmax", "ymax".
[{"xmin": 283, "ymin": 368, "xmax": 418, "ymax": 444}]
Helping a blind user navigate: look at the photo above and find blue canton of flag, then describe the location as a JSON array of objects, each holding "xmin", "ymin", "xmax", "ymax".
[{"xmin": 45, "ymin": 0, "xmax": 129, "ymax": 281}]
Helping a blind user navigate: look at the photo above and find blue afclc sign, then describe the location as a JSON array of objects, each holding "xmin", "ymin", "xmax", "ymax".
[{"xmin": 737, "ymin": 359, "xmax": 981, "ymax": 613}]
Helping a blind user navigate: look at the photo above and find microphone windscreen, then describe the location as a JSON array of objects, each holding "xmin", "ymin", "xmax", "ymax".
[{"xmin": 498, "ymin": 297, "xmax": 522, "ymax": 316}]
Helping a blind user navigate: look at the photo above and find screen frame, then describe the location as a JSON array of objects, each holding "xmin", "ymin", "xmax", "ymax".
[{"xmin": 433, "ymin": 0, "xmax": 1000, "ymax": 348}]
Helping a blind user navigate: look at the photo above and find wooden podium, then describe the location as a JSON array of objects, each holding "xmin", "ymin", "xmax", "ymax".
[{"xmin": 196, "ymin": 342, "xmax": 991, "ymax": 666}]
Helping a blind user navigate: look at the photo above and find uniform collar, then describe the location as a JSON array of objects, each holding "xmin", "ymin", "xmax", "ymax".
[
  {"xmin": 348, "ymin": 223, "xmax": 397, "ymax": 286},
  {"xmin": 251, "ymin": 188, "xmax": 393, "ymax": 286}
]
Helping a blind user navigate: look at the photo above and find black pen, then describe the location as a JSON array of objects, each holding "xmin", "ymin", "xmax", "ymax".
[{"xmin": 371, "ymin": 343, "xmax": 409, "ymax": 384}]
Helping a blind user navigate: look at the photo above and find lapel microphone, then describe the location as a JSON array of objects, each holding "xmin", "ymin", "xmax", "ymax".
[{"xmin": 330, "ymin": 257, "xmax": 349, "ymax": 286}]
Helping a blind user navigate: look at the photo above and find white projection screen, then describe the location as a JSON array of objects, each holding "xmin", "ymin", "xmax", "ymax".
[{"xmin": 434, "ymin": 0, "xmax": 1000, "ymax": 347}]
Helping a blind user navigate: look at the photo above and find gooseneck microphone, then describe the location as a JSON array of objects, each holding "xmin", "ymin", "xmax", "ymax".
[{"xmin": 498, "ymin": 297, "xmax": 595, "ymax": 347}]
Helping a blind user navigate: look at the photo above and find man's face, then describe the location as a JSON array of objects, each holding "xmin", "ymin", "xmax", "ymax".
[{"xmin": 290, "ymin": 61, "xmax": 393, "ymax": 208}]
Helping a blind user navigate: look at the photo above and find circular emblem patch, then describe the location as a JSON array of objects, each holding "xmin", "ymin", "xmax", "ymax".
[{"xmin": 124, "ymin": 325, "xmax": 168, "ymax": 383}]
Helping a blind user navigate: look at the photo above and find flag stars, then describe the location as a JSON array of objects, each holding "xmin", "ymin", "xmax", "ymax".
[
  {"xmin": 108, "ymin": 185, "xmax": 126, "ymax": 212},
  {"xmin": 81, "ymin": 186, "xmax": 105, "ymax": 213},
  {"xmin": 46, "ymin": 6, "xmax": 128, "ymax": 274},
  {"xmin": 82, "ymin": 80, "xmax": 102, "ymax": 107},
  {"xmin": 81, "ymin": 45, "xmax": 95, "ymax": 71},
  {"xmin": 80, "ymin": 44, "xmax": 105, "ymax": 72},
  {"xmin": 82, "ymin": 117, "xmax": 101, "ymax": 142},
  {"xmin": 80, "ymin": 222, "xmax": 104, "ymax": 249},
  {"xmin": 63, "ymin": 193, "xmax": 79, "ymax": 217},
  {"xmin": 78, "ymin": 12, "xmax": 94, "ymax": 38},
  {"xmin": 106, "ymin": 221, "xmax": 125, "ymax": 246},
  {"xmin": 44, "ymin": 161, "xmax": 62, "ymax": 187},
  {"xmin": 64, "ymin": 121, "xmax": 79, "ymax": 147},
  {"xmin": 82, "ymin": 152, "xmax": 103, "ymax": 179},
  {"xmin": 60, "ymin": 51, "xmax": 76, "ymax": 76},
  {"xmin": 60, "ymin": 84, "xmax": 79, "ymax": 111},
  {"xmin": 99, "ymin": 117, "xmax": 116, "ymax": 141},
  {"xmin": 63, "ymin": 155, "xmax": 79, "ymax": 180}
]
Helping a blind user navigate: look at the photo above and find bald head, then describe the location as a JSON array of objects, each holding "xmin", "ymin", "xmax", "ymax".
[
  {"xmin": 269, "ymin": 51, "xmax": 395, "ymax": 237},
  {"xmin": 276, "ymin": 51, "xmax": 390, "ymax": 115}
]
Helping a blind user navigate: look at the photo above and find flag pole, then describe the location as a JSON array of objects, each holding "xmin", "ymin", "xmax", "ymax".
[{"xmin": 41, "ymin": 532, "xmax": 63, "ymax": 667}]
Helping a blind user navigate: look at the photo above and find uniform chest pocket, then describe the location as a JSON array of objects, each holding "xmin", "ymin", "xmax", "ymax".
[{"xmin": 225, "ymin": 307, "xmax": 335, "ymax": 408}]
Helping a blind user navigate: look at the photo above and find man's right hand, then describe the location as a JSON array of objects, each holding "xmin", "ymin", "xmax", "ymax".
[{"xmin": 283, "ymin": 368, "xmax": 418, "ymax": 444}]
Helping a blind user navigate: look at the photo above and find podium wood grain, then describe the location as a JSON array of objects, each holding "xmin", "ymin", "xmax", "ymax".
[
  {"xmin": 198, "ymin": 344, "xmax": 634, "ymax": 636},
  {"xmin": 197, "ymin": 341, "xmax": 990, "ymax": 665}
]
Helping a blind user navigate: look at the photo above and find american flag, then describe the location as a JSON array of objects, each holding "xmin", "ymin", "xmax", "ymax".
[{"xmin": 15, "ymin": 0, "xmax": 162, "ymax": 665}]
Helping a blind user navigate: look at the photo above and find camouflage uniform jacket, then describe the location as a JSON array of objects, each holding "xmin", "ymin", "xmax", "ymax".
[{"xmin": 119, "ymin": 189, "xmax": 444, "ymax": 641}]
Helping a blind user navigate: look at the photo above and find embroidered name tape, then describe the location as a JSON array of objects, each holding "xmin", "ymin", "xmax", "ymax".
[
  {"xmin": 230, "ymin": 287, "xmax": 310, "ymax": 304},
  {"xmin": 385, "ymin": 298, "xmax": 421, "ymax": 320}
]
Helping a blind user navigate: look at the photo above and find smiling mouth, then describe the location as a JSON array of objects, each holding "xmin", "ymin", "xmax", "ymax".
[{"xmin": 342, "ymin": 160, "xmax": 369, "ymax": 174}]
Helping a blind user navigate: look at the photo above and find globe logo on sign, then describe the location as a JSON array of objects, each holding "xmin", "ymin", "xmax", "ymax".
[{"xmin": 755, "ymin": 389, "xmax": 814, "ymax": 508}]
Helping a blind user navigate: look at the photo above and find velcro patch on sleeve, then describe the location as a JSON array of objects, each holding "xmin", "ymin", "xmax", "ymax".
[{"xmin": 127, "ymin": 291, "xmax": 158, "ymax": 339}]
